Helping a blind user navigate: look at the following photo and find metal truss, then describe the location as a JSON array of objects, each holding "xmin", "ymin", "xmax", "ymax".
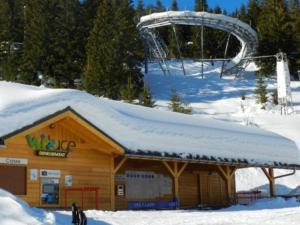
[{"xmin": 138, "ymin": 11, "xmax": 258, "ymax": 76}]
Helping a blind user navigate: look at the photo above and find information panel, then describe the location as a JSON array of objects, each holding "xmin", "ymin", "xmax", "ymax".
[{"xmin": 125, "ymin": 170, "xmax": 172, "ymax": 199}]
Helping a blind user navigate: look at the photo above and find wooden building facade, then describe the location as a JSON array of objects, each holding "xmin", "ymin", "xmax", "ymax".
[{"xmin": 0, "ymin": 108, "xmax": 293, "ymax": 210}]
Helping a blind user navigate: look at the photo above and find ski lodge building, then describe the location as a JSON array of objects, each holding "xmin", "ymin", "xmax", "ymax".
[{"xmin": 0, "ymin": 82, "xmax": 299, "ymax": 210}]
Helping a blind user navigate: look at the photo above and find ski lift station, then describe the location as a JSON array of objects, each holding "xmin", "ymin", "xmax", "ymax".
[{"xmin": 0, "ymin": 12, "xmax": 298, "ymax": 211}]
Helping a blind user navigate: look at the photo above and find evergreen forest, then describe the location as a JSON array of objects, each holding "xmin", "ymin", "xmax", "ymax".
[{"xmin": 0, "ymin": 0, "xmax": 299, "ymax": 100}]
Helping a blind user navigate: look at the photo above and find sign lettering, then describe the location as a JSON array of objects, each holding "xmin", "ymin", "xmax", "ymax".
[
  {"xmin": 0, "ymin": 157, "xmax": 28, "ymax": 165},
  {"xmin": 26, "ymin": 134, "xmax": 76, "ymax": 158}
]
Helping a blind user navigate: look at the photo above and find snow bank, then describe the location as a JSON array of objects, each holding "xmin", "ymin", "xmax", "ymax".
[
  {"xmin": 224, "ymin": 197, "xmax": 300, "ymax": 211},
  {"xmin": 0, "ymin": 188, "xmax": 55, "ymax": 225},
  {"xmin": 58, "ymin": 198, "xmax": 300, "ymax": 225},
  {"xmin": 0, "ymin": 81, "xmax": 299, "ymax": 166},
  {"xmin": 1, "ymin": 187, "xmax": 300, "ymax": 225}
]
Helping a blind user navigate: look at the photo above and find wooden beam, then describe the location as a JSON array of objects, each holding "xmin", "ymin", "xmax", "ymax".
[
  {"xmin": 174, "ymin": 162, "xmax": 178, "ymax": 176},
  {"xmin": 216, "ymin": 165, "xmax": 235, "ymax": 205},
  {"xmin": 217, "ymin": 165, "xmax": 228, "ymax": 181},
  {"xmin": 162, "ymin": 161, "xmax": 182, "ymax": 206},
  {"xmin": 229, "ymin": 167, "xmax": 236, "ymax": 178},
  {"xmin": 110, "ymin": 157, "xmax": 115, "ymax": 210},
  {"xmin": 197, "ymin": 174, "xmax": 202, "ymax": 205},
  {"xmin": 177, "ymin": 162, "xmax": 188, "ymax": 177},
  {"xmin": 114, "ymin": 157, "xmax": 127, "ymax": 174},
  {"xmin": 162, "ymin": 161, "xmax": 176, "ymax": 177},
  {"xmin": 261, "ymin": 168, "xmax": 272, "ymax": 181},
  {"xmin": 269, "ymin": 168, "xmax": 276, "ymax": 197},
  {"xmin": 174, "ymin": 162, "xmax": 179, "ymax": 202},
  {"xmin": 261, "ymin": 168, "xmax": 276, "ymax": 197}
]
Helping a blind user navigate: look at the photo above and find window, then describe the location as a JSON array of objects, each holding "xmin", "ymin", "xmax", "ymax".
[
  {"xmin": 0, "ymin": 166, "xmax": 26, "ymax": 195},
  {"xmin": 41, "ymin": 178, "xmax": 59, "ymax": 205}
]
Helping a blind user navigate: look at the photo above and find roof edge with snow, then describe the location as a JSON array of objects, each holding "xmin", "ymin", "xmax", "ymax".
[
  {"xmin": 1, "ymin": 107, "xmax": 299, "ymax": 170},
  {"xmin": 0, "ymin": 106, "xmax": 127, "ymax": 152}
]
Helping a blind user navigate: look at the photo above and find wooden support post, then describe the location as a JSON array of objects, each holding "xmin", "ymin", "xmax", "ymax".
[
  {"xmin": 162, "ymin": 161, "xmax": 176, "ymax": 177},
  {"xmin": 217, "ymin": 165, "xmax": 236, "ymax": 205},
  {"xmin": 114, "ymin": 157, "xmax": 127, "ymax": 174},
  {"xmin": 162, "ymin": 161, "xmax": 188, "ymax": 208},
  {"xmin": 261, "ymin": 168, "xmax": 276, "ymax": 197},
  {"xmin": 269, "ymin": 168, "xmax": 276, "ymax": 197},
  {"xmin": 111, "ymin": 157, "xmax": 115, "ymax": 211},
  {"xmin": 111, "ymin": 157, "xmax": 127, "ymax": 210},
  {"xmin": 174, "ymin": 162, "xmax": 179, "ymax": 202},
  {"xmin": 197, "ymin": 174, "xmax": 202, "ymax": 205}
]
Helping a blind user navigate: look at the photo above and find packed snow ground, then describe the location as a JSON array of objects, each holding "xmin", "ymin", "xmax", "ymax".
[
  {"xmin": 1, "ymin": 188, "xmax": 300, "ymax": 225},
  {"xmin": 145, "ymin": 60, "xmax": 300, "ymax": 195}
]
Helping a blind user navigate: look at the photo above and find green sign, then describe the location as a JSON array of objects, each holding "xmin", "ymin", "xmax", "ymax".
[{"xmin": 26, "ymin": 134, "xmax": 76, "ymax": 158}]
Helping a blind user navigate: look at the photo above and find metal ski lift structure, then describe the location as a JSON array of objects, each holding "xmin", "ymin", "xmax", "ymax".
[{"xmin": 137, "ymin": 11, "xmax": 258, "ymax": 77}]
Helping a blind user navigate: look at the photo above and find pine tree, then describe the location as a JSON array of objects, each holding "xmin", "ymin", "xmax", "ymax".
[
  {"xmin": 20, "ymin": 0, "xmax": 48, "ymax": 84},
  {"xmin": 289, "ymin": 0, "xmax": 300, "ymax": 10},
  {"xmin": 0, "ymin": 1, "xmax": 13, "ymax": 79},
  {"xmin": 168, "ymin": 0, "xmax": 184, "ymax": 59},
  {"xmin": 155, "ymin": 0, "xmax": 165, "ymax": 12},
  {"xmin": 114, "ymin": 0, "xmax": 143, "ymax": 99},
  {"xmin": 136, "ymin": 0, "xmax": 145, "ymax": 19},
  {"xmin": 171, "ymin": 0, "xmax": 178, "ymax": 10},
  {"xmin": 195, "ymin": 0, "xmax": 208, "ymax": 11},
  {"xmin": 84, "ymin": 0, "xmax": 143, "ymax": 99},
  {"xmin": 84, "ymin": 0, "xmax": 116, "ymax": 96},
  {"xmin": 238, "ymin": 4, "xmax": 248, "ymax": 23},
  {"xmin": 169, "ymin": 89, "xmax": 192, "ymax": 114},
  {"xmin": 296, "ymin": 13, "xmax": 300, "ymax": 77},
  {"xmin": 289, "ymin": 0, "xmax": 300, "ymax": 77},
  {"xmin": 255, "ymin": 75, "xmax": 268, "ymax": 105},
  {"xmin": 43, "ymin": 0, "xmax": 84, "ymax": 87},
  {"xmin": 139, "ymin": 86, "xmax": 155, "ymax": 107},
  {"xmin": 248, "ymin": 0, "xmax": 261, "ymax": 28},
  {"xmin": 0, "ymin": 0, "xmax": 24, "ymax": 81},
  {"xmin": 120, "ymin": 76, "xmax": 135, "ymax": 103},
  {"xmin": 169, "ymin": 89, "xmax": 181, "ymax": 112},
  {"xmin": 257, "ymin": 0, "xmax": 296, "ymax": 76},
  {"xmin": 83, "ymin": 0, "xmax": 101, "ymax": 32}
]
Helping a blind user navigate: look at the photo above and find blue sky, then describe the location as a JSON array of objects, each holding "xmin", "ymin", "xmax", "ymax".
[{"xmin": 133, "ymin": 0, "xmax": 249, "ymax": 12}]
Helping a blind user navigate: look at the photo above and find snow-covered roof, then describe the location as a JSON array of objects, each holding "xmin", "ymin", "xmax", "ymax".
[{"xmin": 0, "ymin": 81, "xmax": 299, "ymax": 167}]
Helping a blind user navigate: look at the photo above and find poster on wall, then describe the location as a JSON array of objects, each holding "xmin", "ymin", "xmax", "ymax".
[
  {"xmin": 0, "ymin": 157, "xmax": 28, "ymax": 165},
  {"xmin": 30, "ymin": 169, "xmax": 38, "ymax": 181},
  {"xmin": 40, "ymin": 169, "xmax": 61, "ymax": 178},
  {"xmin": 65, "ymin": 175, "xmax": 72, "ymax": 187},
  {"xmin": 125, "ymin": 171, "xmax": 172, "ymax": 199}
]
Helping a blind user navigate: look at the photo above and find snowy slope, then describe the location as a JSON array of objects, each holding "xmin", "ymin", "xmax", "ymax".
[
  {"xmin": 0, "ymin": 81, "xmax": 298, "ymax": 166},
  {"xmin": 145, "ymin": 60, "xmax": 300, "ymax": 194}
]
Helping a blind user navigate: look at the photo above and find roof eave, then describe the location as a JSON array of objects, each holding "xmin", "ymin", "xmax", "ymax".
[{"xmin": 124, "ymin": 153, "xmax": 300, "ymax": 170}]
